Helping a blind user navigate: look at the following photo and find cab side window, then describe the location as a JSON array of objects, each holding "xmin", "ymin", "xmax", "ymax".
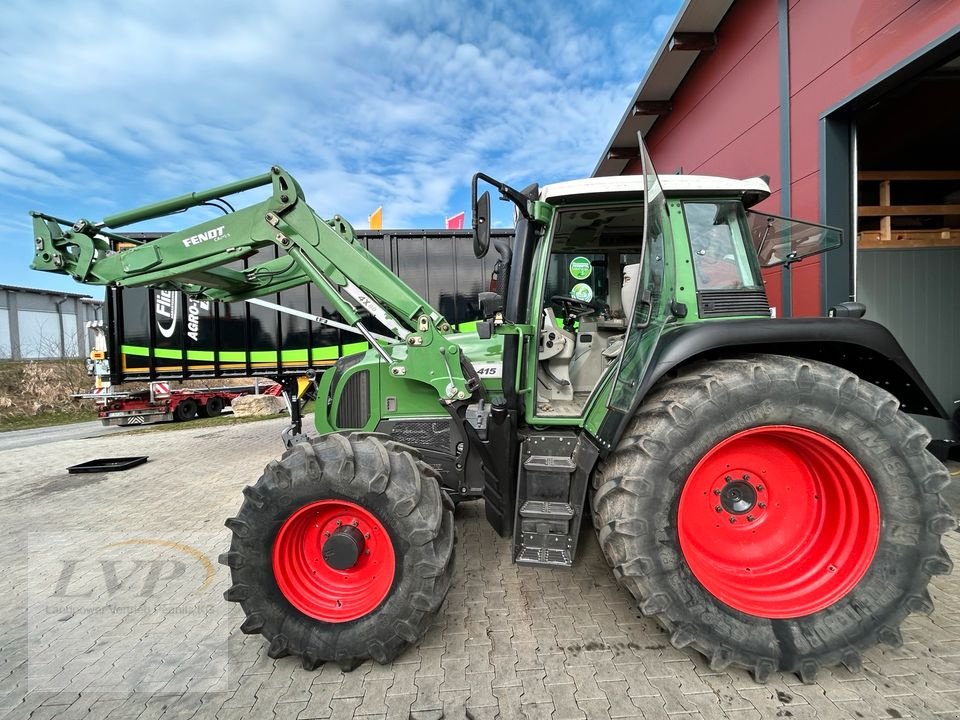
[{"xmin": 685, "ymin": 202, "xmax": 757, "ymax": 290}]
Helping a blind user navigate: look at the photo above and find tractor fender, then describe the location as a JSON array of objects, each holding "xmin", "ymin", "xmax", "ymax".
[{"xmin": 594, "ymin": 317, "xmax": 951, "ymax": 453}]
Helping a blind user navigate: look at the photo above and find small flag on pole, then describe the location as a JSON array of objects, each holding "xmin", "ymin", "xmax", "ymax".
[
  {"xmin": 445, "ymin": 211, "xmax": 465, "ymax": 230},
  {"xmin": 369, "ymin": 206, "xmax": 383, "ymax": 230}
]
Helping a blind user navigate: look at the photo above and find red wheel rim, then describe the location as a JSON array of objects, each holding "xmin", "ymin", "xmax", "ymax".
[
  {"xmin": 273, "ymin": 500, "xmax": 396, "ymax": 623},
  {"xmin": 678, "ymin": 425, "xmax": 880, "ymax": 618}
]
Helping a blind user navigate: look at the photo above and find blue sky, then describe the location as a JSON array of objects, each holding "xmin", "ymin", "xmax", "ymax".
[{"xmin": 0, "ymin": 0, "xmax": 680, "ymax": 293}]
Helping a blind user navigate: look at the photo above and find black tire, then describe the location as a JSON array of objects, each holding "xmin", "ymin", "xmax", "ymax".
[
  {"xmin": 219, "ymin": 433, "xmax": 455, "ymax": 670},
  {"xmin": 199, "ymin": 396, "xmax": 224, "ymax": 418},
  {"xmin": 173, "ymin": 398, "xmax": 198, "ymax": 421},
  {"xmin": 591, "ymin": 354, "xmax": 955, "ymax": 683}
]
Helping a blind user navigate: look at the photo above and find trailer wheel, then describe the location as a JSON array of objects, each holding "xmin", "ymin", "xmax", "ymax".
[
  {"xmin": 200, "ymin": 396, "xmax": 224, "ymax": 418},
  {"xmin": 173, "ymin": 398, "xmax": 198, "ymax": 421},
  {"xmin": 220, "ymin": 433, "xmax": 455, "ymax": 670},
  {"xmin": 591, "ymin": 354, "xmax": 954, "ymax": 683}
]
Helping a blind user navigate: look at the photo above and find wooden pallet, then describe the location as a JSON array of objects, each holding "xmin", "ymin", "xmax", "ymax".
[
  {"xmin": 857, "ymin": 171, "xmax": 960, "ymax": 249},
  {"xmin": 858, "ymin": 228, "xmax": 960, "ymax": 249}
]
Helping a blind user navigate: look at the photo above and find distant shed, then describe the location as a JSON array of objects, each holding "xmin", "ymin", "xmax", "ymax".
[{"xmin": 0, "ymin": 284, "xmax": 103, "ymax": 360}]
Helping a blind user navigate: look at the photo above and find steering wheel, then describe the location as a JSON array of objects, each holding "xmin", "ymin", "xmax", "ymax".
[{"xmin": 550, "ymin": 295, "xmax": 599, "ymax": 332}]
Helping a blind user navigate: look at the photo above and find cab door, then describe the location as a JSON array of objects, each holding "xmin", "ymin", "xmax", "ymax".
[{"xmin": 606, "ymin": 135, "xmax": 674, "ymax": 414}]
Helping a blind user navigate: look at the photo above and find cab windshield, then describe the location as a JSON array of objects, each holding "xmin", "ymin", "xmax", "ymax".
[{"xmin": 543, "ymin": 203, "xmax": 645, "ymax": 318}]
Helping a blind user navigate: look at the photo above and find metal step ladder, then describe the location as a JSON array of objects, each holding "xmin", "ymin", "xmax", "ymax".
[{"xmin": 513, "ymin": 432, "xmax": 586, "ymax": 568}]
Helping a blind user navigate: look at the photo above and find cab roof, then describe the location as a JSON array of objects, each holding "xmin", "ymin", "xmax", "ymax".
[{"xmin": 540, "ymin": 174, "xmax": 771, "ymax": 208}]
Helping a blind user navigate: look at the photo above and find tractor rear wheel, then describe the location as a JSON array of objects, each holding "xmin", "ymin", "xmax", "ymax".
[
  {"xmin": 220, "ymin": 433, "xmax": 455, "ymax": 670},
  {"xmin": 591, "ymin": 354, "xmax": 955, "ymax": 683}
]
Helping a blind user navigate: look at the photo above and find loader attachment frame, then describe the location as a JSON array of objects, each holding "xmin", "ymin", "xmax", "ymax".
[{"xmin": 30, "ymin": 166, "xmax": 482, "ymax": 404}]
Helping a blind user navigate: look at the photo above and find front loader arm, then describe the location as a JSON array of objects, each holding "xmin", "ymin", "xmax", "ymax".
[{"xmin": 30, "ymin": 166, "xmax": 477, "ymax": 403}]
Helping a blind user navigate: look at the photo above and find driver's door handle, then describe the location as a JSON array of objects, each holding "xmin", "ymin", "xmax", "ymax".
[{"xmin": 634, "ymin": 289, "xmax": 654, "ymax": 330}]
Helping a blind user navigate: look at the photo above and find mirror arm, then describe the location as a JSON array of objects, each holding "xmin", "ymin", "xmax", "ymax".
[{"xmin": 472, "ymin": 172, "xmax": 532, "ymax": 221}]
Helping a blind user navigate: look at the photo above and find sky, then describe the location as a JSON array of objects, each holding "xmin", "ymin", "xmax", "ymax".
[{"xmin": 0, "ymin": 0, "xmax": 681, "ymax": 294}]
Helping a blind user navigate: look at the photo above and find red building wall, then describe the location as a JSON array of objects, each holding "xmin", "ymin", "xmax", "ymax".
[{"xmin": 625, "ymin": 0, "xmax": 960, "ymax": 316}]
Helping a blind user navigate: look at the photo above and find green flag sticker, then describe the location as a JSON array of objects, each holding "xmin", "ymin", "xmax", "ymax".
[
  {"xmin": 570, "ymin": 283, "xmax": 594, "ymax": 303},
  {"xmin": 569, "ymin": 256, "xmax": 592, "ymax": 280}
]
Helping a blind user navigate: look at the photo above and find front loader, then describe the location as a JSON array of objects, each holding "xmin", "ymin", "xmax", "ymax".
[{"xmin": 30, "ymin": 138, "xmax": 956, "ymax": 682}]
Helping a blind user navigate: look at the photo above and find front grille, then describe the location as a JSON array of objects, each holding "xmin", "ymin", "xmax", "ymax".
[
  {"xmin": 328, "ymin": 352, "xmax": 365, "ymax": 402},
  {"xmin": 697, "ymin": 289, "xmax": 771, "ymax": 318},
  {"xmin": 389, "ymin": 420, "xmax": 451, "ymax": 452},
  {"xmin": 335, "ymin": 370, "xmax": 370, "ymax": 428}
]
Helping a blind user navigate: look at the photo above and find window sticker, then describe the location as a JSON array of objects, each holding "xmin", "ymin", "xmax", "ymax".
[
  {"xmin": 569, "ymin": 256, "xmax": 592, "ymax": 280},
  {"xmin": 569, "ymin": 283, "xmax": 594, "ymax": 302}
]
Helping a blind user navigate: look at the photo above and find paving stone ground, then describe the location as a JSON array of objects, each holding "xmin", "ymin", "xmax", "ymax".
[{"xmin": 0, "ymin": 418, "xmax": 958, "ymax": 719}]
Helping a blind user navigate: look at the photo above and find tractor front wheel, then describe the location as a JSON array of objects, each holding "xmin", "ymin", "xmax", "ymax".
[
  {"xmin": 220, "ymin": 433, "xmax": 455, "ymax": 670},
  {"xmin": 592, "ymin": 354, "xmax": 955, "ymax": 683}
]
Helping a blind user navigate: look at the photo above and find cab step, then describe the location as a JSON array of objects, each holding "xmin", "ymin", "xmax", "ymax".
[
  {"xmin": 513, "ymin": 431, "xmax": 594, "ymax": 569},
  {"xmin": 523, "ymin": 455, "xmax": 576, "ymax": 473},
  {"xmin": 516, "ymin": 545, "xmax": 572, "ymax": 567},
  {"xmin": 519, "ymin": 501, "xmax": 575, "ymax": 520}
]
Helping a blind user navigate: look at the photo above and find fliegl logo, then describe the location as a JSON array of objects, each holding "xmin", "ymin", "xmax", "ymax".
[
  {"xmin": 181, "ymin": 225, "xmax": 226, "ymax": 248},
  {"xmin": 155, "ymin": 290, "xmax": 179, "ymax": 338}
]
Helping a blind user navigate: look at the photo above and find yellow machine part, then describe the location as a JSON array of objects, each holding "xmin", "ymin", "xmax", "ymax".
[{"xmin": 296, "ymin": 376, "xmax": 312, "ymax": 399}]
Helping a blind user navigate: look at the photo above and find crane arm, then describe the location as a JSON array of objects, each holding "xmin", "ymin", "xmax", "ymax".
[{"xmin": 30, "ymin": 165, "xmax": 477, "ymax": 403}]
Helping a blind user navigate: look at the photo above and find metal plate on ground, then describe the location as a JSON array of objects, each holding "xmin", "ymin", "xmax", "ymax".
[{"xmin": 67, "ymin": 456, "xmax": 149, "ymax": 474}]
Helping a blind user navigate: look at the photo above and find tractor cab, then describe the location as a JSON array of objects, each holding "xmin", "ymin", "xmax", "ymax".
[
  {"xmin": 527, "ymin": 173, "xmax": 772, "ymax": 419},
  {"xmin": 476, "ymin": 163, "xmax": 800, "ymax": 427},
  {"xmin": 473, "ymin": 155, "xmax": 844, "ymax": 433}
]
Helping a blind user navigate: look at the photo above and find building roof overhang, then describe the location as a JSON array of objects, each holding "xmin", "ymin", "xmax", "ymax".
[
  {"xmin": 0, "ymin": 283, "xmax": 96, "ymax": 300},
  {"xmin": 593, "ymin": 0, "xmax": 735, "ymax": 178}
]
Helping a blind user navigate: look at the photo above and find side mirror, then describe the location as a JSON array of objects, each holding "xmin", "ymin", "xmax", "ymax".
[{"xmin": 473, "ymin": 191, "xmax": 491, "ymax": 259}]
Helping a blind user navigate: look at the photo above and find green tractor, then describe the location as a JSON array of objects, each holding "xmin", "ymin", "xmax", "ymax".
[{"xmin": 30, "ymin": 139, "xmax": 955, "ymax": 682}]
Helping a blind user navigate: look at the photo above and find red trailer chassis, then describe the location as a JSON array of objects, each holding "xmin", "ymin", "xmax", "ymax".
[{"xmin": 94, "ymin": 385, "xmax": 250, "ymax": 426}]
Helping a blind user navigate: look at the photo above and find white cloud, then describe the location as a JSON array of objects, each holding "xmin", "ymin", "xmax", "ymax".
[{"xmin": 0, "ymin": 0, "xmax": 679, "ymax": 289}]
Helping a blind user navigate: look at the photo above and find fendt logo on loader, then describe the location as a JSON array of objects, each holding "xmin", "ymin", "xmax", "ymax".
[{"xmin": 181, "ymin": 225, "xmax": 226, "ymax": 248}]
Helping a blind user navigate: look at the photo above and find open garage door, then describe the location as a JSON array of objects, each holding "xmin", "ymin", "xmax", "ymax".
[{"xmin": 854, "ymin": 54, "xmax": 960, "ymax": 418}]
